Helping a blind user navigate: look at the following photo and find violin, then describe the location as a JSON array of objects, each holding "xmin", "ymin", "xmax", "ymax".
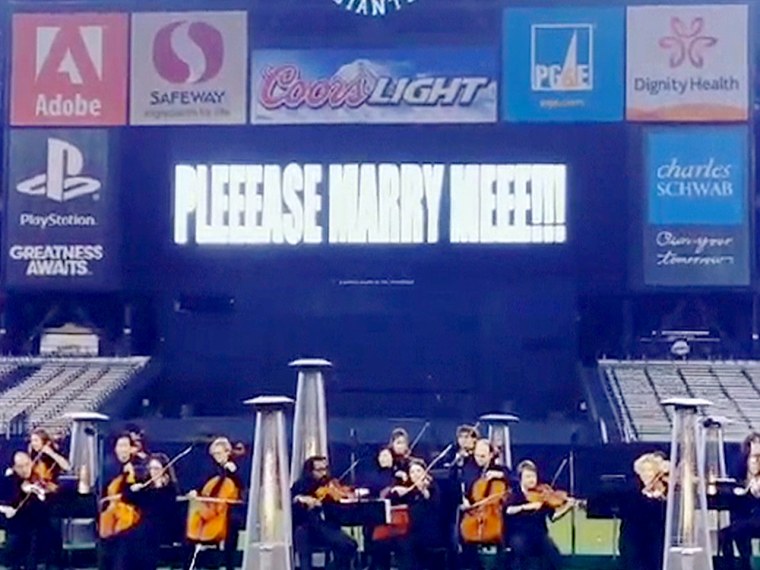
[
  {"xmin": 460, "ymin": 475, "xmax": 510, "ymax": 545},
  {"xmin": 525, "ymin": 484, "xmax": 578, "ymax": 509},
  {"xmin": 99, "ymin": 467, "xmax": 141, "ymax": 539},
  {"xmin": 314, "ymin": 479, "xmax": 356, "ymax": 502},
  {"xmin": 642, "ymin": 468, "xmax": 669, "ymax": 500}
]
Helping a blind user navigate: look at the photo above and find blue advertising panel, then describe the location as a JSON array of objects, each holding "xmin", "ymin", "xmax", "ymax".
[
  {"xmin": 5, "ymin": 129, "xmax": 119, "ymax": 289},
  {"xmin": 502, "ymin": 7, "xmax": 624, "ymax": 122},
  {"xmin": 643, "ymin": 127, "xmax": 749, "ymax": 287},
  {"xmin": 250, "ymin": 47, "xmax": 498, "ymax": 124}
]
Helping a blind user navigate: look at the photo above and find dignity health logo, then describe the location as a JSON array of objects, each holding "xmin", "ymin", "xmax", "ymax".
[
  {"xmin": 658, "ymin": 17, "xmax": 716, "ymax": 68},
  {"xmin": 531, "ymin": 23, "xmax": 593, "ymax": 92},
  {"xmin": 330, "ymin": 0, "xmax": 418, "ymax": 17}
]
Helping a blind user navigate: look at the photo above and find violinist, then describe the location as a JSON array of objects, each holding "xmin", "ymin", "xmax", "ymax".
[
  {"xmin": 387, "ymin": 459, "xmax": 442, "ymax": 570},
  {"xmin": 29, "ymin": 428, "xmax": 69, "ymax": 570},
  {"xmin": 98, "ymin": 433, "xmax": 141, "ymax": 570},
  {"xmin": 125, "ymin": 424, "xmax": 150, "ymax": 474},
  {"xmin": 618, "ymin": 452, "xmax": 667, "ymax": 570},
  {"xmin": 389, "ymin": 429, "xmax": 412, "ymax": 482},
  {"xmin": 292, "ymin": 456, "xmax": 358, "ymax": 570},
  {"xmin": 0, "ymin": 451, "xmax": 50, "ymax": 570},
  {"xmin": 459, "ymin": 439, "xmax": 509, "ymax": 570},
  {"xmin": 185, "ymin": 437, "xmax": 245, "ymax": 570},
  {"xmin": 365, "ymin": 448, "xmax": 400, "ymax": 570},
  {"xmin": 505, "ymin": 460, "xmax": 566, "ymax": 570},
  {"xmin": 449, "ymin": 425, "xmax": 479, "ymax": 474},
  {"xmin": 719, "ymin": 453, "xmax": 760, "ymax": 570},
  {"xmin": 122, "ymin": 453, "xmax": 180, "ymax": 570}
]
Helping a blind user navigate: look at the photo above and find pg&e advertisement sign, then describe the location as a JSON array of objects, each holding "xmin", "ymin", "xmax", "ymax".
[
  {"xmin": 502, "ymin": 7, "xmax": 624, "ymax": 122},
  {"xmin": 644, "ymin": 127, "xmax": 749, "ymax": 287},
  {"xmin": 250, "ymin": 47, "xmax": 497, "ymax": 124},
  {"xmin": 5, "ymin": 129, "xmax": 119, "ymax": 289}
]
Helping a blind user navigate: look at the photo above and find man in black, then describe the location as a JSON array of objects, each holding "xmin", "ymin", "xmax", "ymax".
[
  {"xmin": 292, "ymin": 456, "xmax": 357, "ymax": 570},
  {"xmin": 1, "ymin": 451, "xmax": 49, "ymax": 570}
]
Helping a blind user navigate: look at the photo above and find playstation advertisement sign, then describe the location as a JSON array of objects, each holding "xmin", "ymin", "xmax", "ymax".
[{"xmin": 5, "ymin": 129, "xmax": 120, "ymax": 289}]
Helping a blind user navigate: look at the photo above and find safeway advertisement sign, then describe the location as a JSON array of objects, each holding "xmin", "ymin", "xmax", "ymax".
[
  {"xmin": 130, "ymin": 11, "xmax": 248, "ymax": 125},
  {"xmin": 626, "ymin": 5, "xmax": 748, "ymax": 122},
  {"xmin": 251, "ymin": 47, "xmax": 498, "ymax": 124},
  {"xmin": 11, "ymin": 13, "xmax": 129, "ymax": 126}
]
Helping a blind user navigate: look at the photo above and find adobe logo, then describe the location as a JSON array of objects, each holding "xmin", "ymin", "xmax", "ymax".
[
  {"xmin": 153, "ymin": 21, "xmax": 224, "ymax": 84},
  {"xmin": 11, "ymin": 13, "xmax": 128, "ymax": 126}
]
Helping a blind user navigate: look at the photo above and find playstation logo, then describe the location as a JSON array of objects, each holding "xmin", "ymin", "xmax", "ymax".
[{"xmin": 17, "ymin": 138, "xmax": 101, "ymax": 202}]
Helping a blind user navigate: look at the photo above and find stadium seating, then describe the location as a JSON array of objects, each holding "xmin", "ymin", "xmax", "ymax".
[
  {"xmin": 599, "ymin": 359, "xmax": 760, "ymax": 442},
  {"xmin": 0, "ymin": 357, "xmax": 149, "ymax": 436}
]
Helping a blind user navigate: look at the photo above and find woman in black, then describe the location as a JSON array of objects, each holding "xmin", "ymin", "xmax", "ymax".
[
  {"xmin": 618, "ymin": 452, "xmax": 668, "ymax": 570},
  {"xmin": 122, "ymin": 453, "xmax": 180, "ymax": 570},
  {"xmin": 720, "ymin": 453, "xmax": 760, "ymax": 570},
  {"xmin": 505, "ymin": 460, "xmax": 568, "ymax": 570},
  {"xmin": 389, "ymin": 429, "xmax": 412, "ymax": 483},
  {"xmin": 366, "ymin": 447, "xmax": 401, "ymax": 570}
]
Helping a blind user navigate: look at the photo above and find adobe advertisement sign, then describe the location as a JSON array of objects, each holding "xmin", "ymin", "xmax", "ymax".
[
  {"xmin": 173, "ymin": 162, "xmax": 567, "ymax": 246},
  {"xmin": 11, "ymin": 13, "xmax": 129, "ymax": 126},
  {"xmin": 250, "ymin": 47, "xmax": 498, "ymax": 124},
  {"xmin": 130, "ymin": 11, "xmax": 248, "ymax": 125},
  {"xmin": 502, "ymin": 7, "xmax": 625, "ymax": 122},
  {"xmin": 644, "ymin": 127, "xmax": 749, "ymax": 287},
  {"xmin": 5, "ymin": 130, "xmax": 119, "ymax": 289},
  {"xmin": 627, "ymin": 5, "xmax": 748, "ymax": 122}
]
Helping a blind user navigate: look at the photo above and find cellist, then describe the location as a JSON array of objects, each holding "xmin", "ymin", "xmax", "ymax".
[
  {"xmin": 184, "ymin": 437, "xmax": 244, "ymax": 570},
  {"xmin": 459, "ymin": 439, "xmax": 509, "ymax": 570},
  {"xmin": 98, "ymin": 433, "xmax": 141, "ymax": 570}
]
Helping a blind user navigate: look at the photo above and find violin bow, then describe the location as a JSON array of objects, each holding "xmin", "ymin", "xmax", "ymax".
[
  {"xmin": 337, "ymin": 458, "xmax": 362, "ymax": 483},
  {"xmin": 409, "ymin": 421, "xmax": 430, "ymax": 453},
  {"xmin": 135, "ymin": 444, "xmax": 194, "ymax": 490}
]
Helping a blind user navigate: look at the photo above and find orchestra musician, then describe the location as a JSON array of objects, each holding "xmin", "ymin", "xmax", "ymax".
[
  {"xmin": 449, "ymin": 425, "xmax": 479, "ymax": 474},
  {"xmin": 730, "ymin": 433, "xmax": 760, "ymax": 482},
  {"xmin": 618, "ymin": 452, "xmax": 668, "ymax": 570},
  {"xmin": 98, "ymin": 433, "xmax": 142, "ymax": 570},
  {"xmin": 292, "ymin": 456, "xmax": 358, "ymax": 570},
  {"xmin": 365, "ymin": 448, "xmax": 400, "ymax": 570},
  {"xmin": 125, "ymin": 424, "xmax": 150, "ymax": 472},
  {"xmin": 185, "ymin": 437, "xmax": 244, "ymax": 570},
  {"xmin": 505, "ymin": 460, "xmax": 572, "ymax": 570},
  {"xmin": 389, "ymin": 429, "xmax": 412, "ymax": 482},
  {"xmin": 28, "ymin": 428, "xmax": 69, "ymax": 570},
  {"xmin": 459, "ymin": 439, "xmax": 509, "ymax": 570},
  {"xmin": 0, "ymin": 451, "xmax": 50, "ymax": 570},
  {"xmin": 720, "ymin": 453, "xmax": 760, "ymax": 570},
  {"xmin": 122, "ymin": 453, "xmax": 180, "ymax": 570},
  {"xmin": 387, "ymin": 459, "xmax": 442, "ymax": 570}
]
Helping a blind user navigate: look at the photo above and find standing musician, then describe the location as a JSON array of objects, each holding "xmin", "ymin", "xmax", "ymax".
[
  {"xmin": 125, "ymin": 424, "xmax": 149, "ymax": 468},
  {"xmin": 292, "ymin": 456, "xmax": 358, "ymax": 570},
  {"xmin": 720, "ymin": 453, "xmax": 760, "ymax": 570},
  {"xmin": 122, "ymin": 453, "xmax": 180, "ymax": 570},
  {"xmin": 386, "ymin": 459, "xmax": 443, "ymax": 570},
  {"xmin": 0, "ymin": 451, "xmax": 50, "ymax": 570},
  {"xmin": 185, "ymin": 437, "xmax": 245, "ymax": 570},
  {"xmin": 365, "ymin": 448, "xmax": 400, "ymax": 570},
  {"xmin": 389, "ymin": 429, "xmax": 412, "ymax": 482},
  {"xmin": 459, "ymin": 439, "xmax": 509, "ymax": 570},
  {"xmin": 730, "ymin": 433, "xmax": 760, "ymax": 482},
  {"xmin": 618, "ymin": 452, "xmax": 668, "ymax": 570},
  {"xmin": 98, "ymin": 433, "xmax": 141, "ymax": 570},
  {"xmin": 505, "ymin": 460, "xmax": 573, "ymax": 570},
  {"xmin": 448, "ymin": 425, "xmax": 479, "ymax": 475}
]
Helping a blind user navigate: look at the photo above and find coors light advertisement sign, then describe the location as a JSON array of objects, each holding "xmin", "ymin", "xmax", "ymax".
[
  {"xmin": 250, "ymin": 47, "xmax": 498, "ymax": 124},
  {"xmin": 5, "ymin": 129, "xmax": 119, "ymax": 289}
]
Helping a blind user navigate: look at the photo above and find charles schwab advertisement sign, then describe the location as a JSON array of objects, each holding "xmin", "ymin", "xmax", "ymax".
[
  {"xmin": 250, "ymin": 47, "xmax": 498, "ymax": 124},
  {"xmin": 644, "ymin": 127, "xmax": 749, "ymax": 287},
  {"xmin": 5, "ymin": 129, "xmax": 119, "ymax": 289},
  {"xmin": 626, "ymin": 5, "xmax": 748, "ymax": 122}
]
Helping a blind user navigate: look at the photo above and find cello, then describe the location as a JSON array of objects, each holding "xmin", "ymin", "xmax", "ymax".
[
  {"xmin": 99, "ymin": 466, "xmax": 141, "ymax": 539},
  {"xmin": 460, "ymin": 475, "xmax": 511, "ymax": 544}
]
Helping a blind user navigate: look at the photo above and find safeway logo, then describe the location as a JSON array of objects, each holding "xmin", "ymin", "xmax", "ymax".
[
  {"xmin": 11, "ymin": 13, "xmax": 128, "ymax": 126},
  {"xmin": 153, "ymin": 20, "xmax": 224, "ymax": 84},
  {"xmin": 17, "ymin": 139, "xmax": 101, "ymax": 202}
]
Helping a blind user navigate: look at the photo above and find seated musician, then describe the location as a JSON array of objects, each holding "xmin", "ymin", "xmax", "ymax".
[
  {"xmin": 618, "ymin": 452, "xmax": 667, "ymax": 570},
  {"xmin": 389, "ymin": 429, "xmax": 412, "ymax": 482},
  {"xmin": 729, "ymin": 433, "xmax": 760, "ymax": 481},
  {"xmin": 0, "ymin": 451, "xmax": 50, "ymax": 570},
  {"xmin": 720, "ymin": 453, "xmax": 760, "ymax": 570},
  {"xmin": 185, "ymin": 437, "xmax": 245, "ymax": 570},
  {"xmin": 388, "ymin": 459, "xmax": 442, "ymax": 570},
  {"xmin": 505, "ymin": 460, "xmax": 570, "ymax": 570},
  {"xmin": 459, "ymin": 439, "xmax": 508, "ymax": 570},
  {"xmin": 99, "ymin": 433, "xmax": 141, "ymax": 570},
  {"xmin": 122, "ymin": 453, "xmax": 180, "ymax": 570},
  {"xmin": 292, "ymin": 456, "xmax": 358, "ymax": 570},
  {"xmin": 28, "ymin": 428, "xmax": 69, "ymax": 569}
]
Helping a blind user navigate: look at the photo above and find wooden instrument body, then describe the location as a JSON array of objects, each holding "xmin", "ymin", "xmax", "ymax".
[
  {"xmin": 99, "ymin": 474, "xmax": 140, "ymax": 539},
  {"xmin": 460, "ymin": 477, "xmax": 509, "ymax": 545},
  {"xmin": 32, "ymin": 460, "xmax": 59, "ymax": 493},
  {"xmin": 186, "ymin": 475, "xmax": 240, "ymax": 543},
  {"xmin": 315, "ymin": 479, "xmax": 354, "ymax": 502},
  {"xmin": 372, "ymin": 504, "xmax": 410, "ymax": 541}
]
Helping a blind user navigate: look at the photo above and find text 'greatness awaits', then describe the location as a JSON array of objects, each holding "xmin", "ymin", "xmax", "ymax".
[{"xmin": 174, "ymin": 163, "xmax": 567, "ymax": 246}]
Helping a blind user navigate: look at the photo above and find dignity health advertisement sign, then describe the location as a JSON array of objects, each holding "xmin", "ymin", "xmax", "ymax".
[
  {"xmin": 5, "ymin": 129, "xmax": 119, "ymax": 289},
  {"xmin": 626, "ymin": 5, "xmax": 748, "ymax": 122},
  {"xmin": 250, "ymin": 47, "xmax": 498, "ymax": 124},
  {"xmin": 644, "ymin": 127, "xmax": 749, "ymax": 287},
  {"xmin": 173, "ymin": 162, "xmax": 566, "ymax": 246}
]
